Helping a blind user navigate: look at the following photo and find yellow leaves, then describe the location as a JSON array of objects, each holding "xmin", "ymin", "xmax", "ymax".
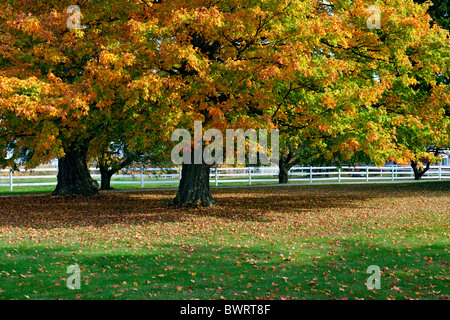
[
  {"xmin": 0, "ymin": 76, "xmax": 45, "ymax": 118},
  {"xmin": 126, "ymin": 73, "xmax": 163, "ymax": 104},
  {"xmin": 32, "ymin": 44, "xmax": 68, "ymax": 65},
  {"xmin": 1, "ymin": 74, "xmax": 92, "ymax": 121},
  {"xmin": 99, "ymin": 51, "xmax": 118, "ymax": 65},
  {"xmin": 185, "ymin": 51, "xmax": 209, "ymax": 76},
  {"xmin": 257, "ymin": 64, "xmax": 281, "ymax": 81},
  {"xmin": 345, "ymin": 138, "xmax": 361, "ymax": 152},
  {"xmin": 9, "ymin": 15, "xmax": 40, "ymax": 34},
  {"xmin": 193, "ymin": 6, "xmax": 224, "ymax": 29}
]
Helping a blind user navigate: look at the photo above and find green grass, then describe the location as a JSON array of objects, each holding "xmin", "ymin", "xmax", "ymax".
[{"xmin": 0, "ymin": 181, "xmax": 448, "ymax": 300}]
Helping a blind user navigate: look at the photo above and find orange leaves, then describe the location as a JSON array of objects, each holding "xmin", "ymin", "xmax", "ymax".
[
  {"xmin": 7, "ymin": 14, "xmax": 42, "ymax": 37},
  {"xmin": 191, "ymin": 6, "xmax": 224, "ymax": 30},
  {"xmin": 125, "ymin": 72, "xmax": 163, "ymax": 105},
  {"xmin": 0, "ymin": 75, "xmax": 91, "ymax": 119},
  {"xmin": 0, "ymin": 77, "xmax": 50, "ymax": 118},
  {"xmin": 98, "ymin": 51, "xmax": 119, "ymax": 65},
  {"xmin": 343, "ymin": 138, "xmax": 361, "ymax": 152}
]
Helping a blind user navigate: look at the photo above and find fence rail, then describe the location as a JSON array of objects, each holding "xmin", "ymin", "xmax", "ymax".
[{"xmin": 0, "ymin": 165, "xmax": 449, "ymax": 193}]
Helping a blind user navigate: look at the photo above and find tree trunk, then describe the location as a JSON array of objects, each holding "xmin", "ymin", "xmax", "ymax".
[
  {"xmin": 278, "ymin": 150, "xmax": 295, "ymax": 184},
  {"xmin": 278, "ymin": 164, "xmax": 289, "ymax": 184},
  {"xmin": 174, "ymin": 162, "xmax": 216, "ymax": 206},
  {"xmin": 97, "ymin": 148, "xmax": 138, "ymax": 191},
  {"xmin": 52, "ymin": 145, "xmax": 99, "ymax": 196},
  {"xmin": 411, "ymin": 160, "xmax": 430, "ymax": 180},
  {"xmin": 99, "ymin": 166, "xmax": 114, "ymax": 190}
]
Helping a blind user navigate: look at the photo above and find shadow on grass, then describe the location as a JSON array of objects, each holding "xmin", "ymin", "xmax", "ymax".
[
  {"xmin": 0, "ymin": 181, "xmax": 448, "ymax": 229},
  {"xmin": 0, "ymin": 237, "xmax": 448, "ymax": 300}
]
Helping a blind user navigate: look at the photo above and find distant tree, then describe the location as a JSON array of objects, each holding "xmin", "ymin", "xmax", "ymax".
[{"xmin": 410, "ymin": 146, "xmax": 449, "ymax": 180}]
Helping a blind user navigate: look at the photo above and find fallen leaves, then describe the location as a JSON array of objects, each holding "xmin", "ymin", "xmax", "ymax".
[{"xmin": 0, "ymin": 182, "xmax": 448, "ymax": 300}]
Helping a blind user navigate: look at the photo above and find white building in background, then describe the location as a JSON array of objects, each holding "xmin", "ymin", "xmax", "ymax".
[{"xmin": 441, "ymin": 153, "xmax": 449, "ymax": 166}]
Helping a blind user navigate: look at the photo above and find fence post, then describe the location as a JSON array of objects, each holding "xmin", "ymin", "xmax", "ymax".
[
  {"xmin": 179, "ymin": 167, "xmax": 182, "ymax": 180},
  {"xmin": 392, "ymin": 164, "xmax": 394, "ymax": 181},
  {"xmin": 309, "ymin": 166, "xmax": 312, "ymax": 183},
  {"xmin": 215, "ymin": 167, "xmax": 218, "ymax": 187},
  {"xmin": 439, "ymin": 163, "xmax": 442, "ymax": 181},
  {"xmin": 9, "ymin": 169, "xmax": 13, "ymax": 193},
  {"xmin": 141, "ymin": 168, "xmax": 145, "ymax": 188},
  {"xmin": 366, "ymin": 166, "xmax": 369, "ymax": 182},
  {"xmin": 249, "ymin": 167, "xmax": 252, "ymax": 186},
  {"xmin": 338, "ymin": 167, "xmax": 341, "ymax": 183}
]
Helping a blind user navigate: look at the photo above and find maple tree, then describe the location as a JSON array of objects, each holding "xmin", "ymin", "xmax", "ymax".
[
  {"xmin": 0, "ymin": 0, "xmax": 449, "ymax": 203},
  {"xmin": 96, "ymin": 143, "xmax": 144, "ymax": 190},
  {"xmin": 0, "ymin": 0, "xmax": 175, "ymax": 196},
  {"xmin": 408, "ymin": 145, "xmax": 447, "ymax": 179},
  {"xmin": 272, "ymin": 0, "xmax": 450, "ymax": 185},
  {"xmin": 406, "ymin": 0, "xmax": 450, "ymax": 178},
  {"xmin": 150, "ymin": 0, "xmax": 440, "ymax": 204}
]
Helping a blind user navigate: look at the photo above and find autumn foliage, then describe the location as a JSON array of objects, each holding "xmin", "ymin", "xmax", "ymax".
[{"xmin": 0, "ymin": 0, "xmax": 449, "ymax": 201}]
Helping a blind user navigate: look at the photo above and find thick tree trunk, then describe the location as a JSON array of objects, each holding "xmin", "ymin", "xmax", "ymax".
[
  {"xmin": 278, "ymin": 150, "xmax": 295, "ymax": 184},
  {"xmin": 278, "ymin": 164, "xmax": 289, "ymax": 184},
  {"xmin": 52, "ymin": 146, "xmax": 99, "ymax": 196},
  {"xmin": 174, "ymin": 162, "xmax": 216, "ymax": 206},
  {"xmin": 99, "ymin": 166, "xmax": 114, "ymax": 190},
  {"xmin": 411, "ymin": 160, "xmax": 430, "ymax": 180}
]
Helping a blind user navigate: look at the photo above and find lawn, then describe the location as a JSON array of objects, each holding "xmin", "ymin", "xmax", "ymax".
[{"xmin": 0, "ymin": 181, "xmax": 448, "ymax": 300}]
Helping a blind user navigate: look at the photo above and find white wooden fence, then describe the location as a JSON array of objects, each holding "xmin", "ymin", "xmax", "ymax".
[{"xmin": 0, "ymin": 164, "xmax": 449, "ymax": 192}]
